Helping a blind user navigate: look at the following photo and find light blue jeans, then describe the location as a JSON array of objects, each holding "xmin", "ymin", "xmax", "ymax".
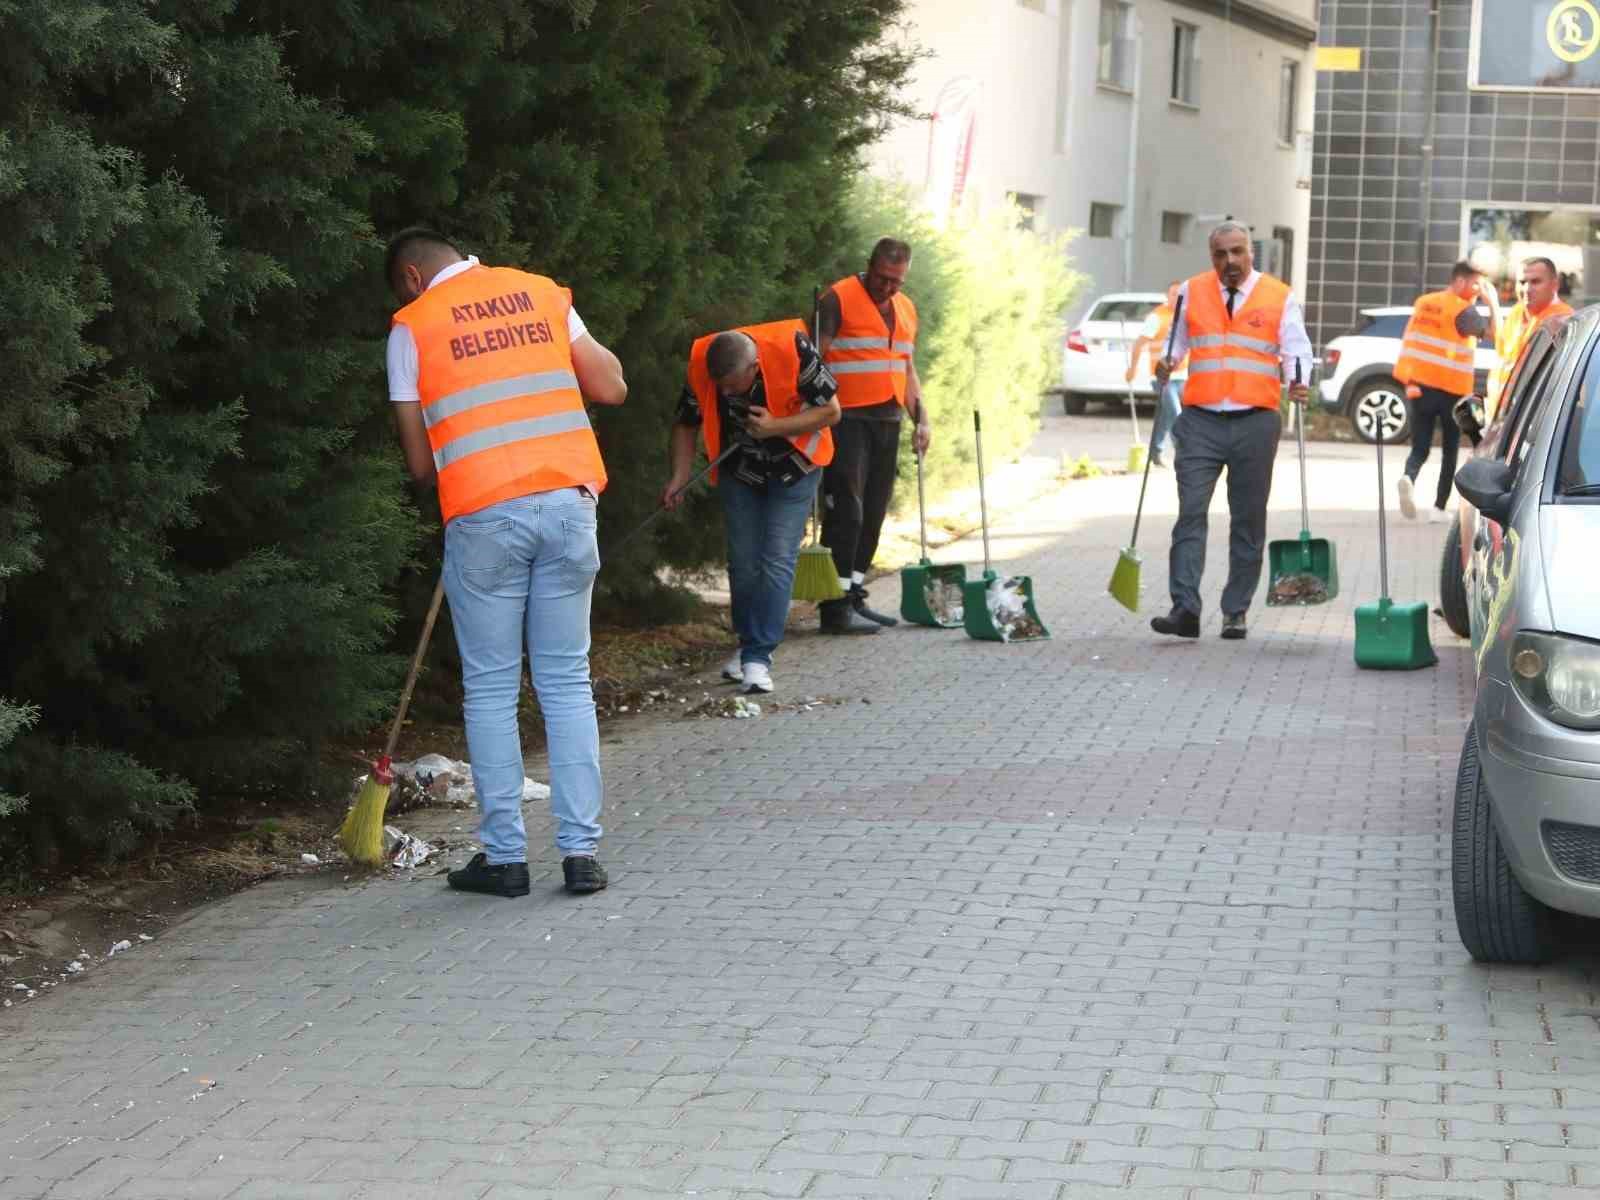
[
  {"xmin": 719, "ymin": 469, "xmax": 821, "ymax": 666},
  {"xmin": 1152, "ymin": 379, "xmax": 1183, "ymax": 457},
  {"xmin": 442, "ymin": 488, "xmax": 602, "ymax": 865}
]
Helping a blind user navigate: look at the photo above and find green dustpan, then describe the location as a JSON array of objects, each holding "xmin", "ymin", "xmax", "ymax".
[
  {"xmin": 1268, "ymin": 374, "xmax": 1338, "ymax": 606},
  {"xmin": 1354, "ymin": 414, "xmax": 1435, "ymax": 670},
  {"xmin": 962, "ymin": 411, "xmax": 1049, "ymax": 642},
  {"xmin": 899, "ymin": 449, "xmax": 966, "ymax": 627}
]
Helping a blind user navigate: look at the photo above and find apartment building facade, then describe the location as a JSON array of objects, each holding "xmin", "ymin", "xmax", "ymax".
[
  {"xmin": 1308, "ymin": 0, "xmax": 1600, "ymax": 347},
  {"xmin": 870, "ymin": 0, "xmax": 1318, "ymax": 323}
]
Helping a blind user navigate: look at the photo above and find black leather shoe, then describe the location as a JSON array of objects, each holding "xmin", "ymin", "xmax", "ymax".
[
  {"xmin": 563, "ymin": 856, "xmax": 609, "ymax": 894},
  {"xmin": 1220, "ymin": 612, "xmax": 1248, "ymax": 640},
  {"xmin": 448, "ymin": 853, "xmax": 530, "ymax": 898},
  {"xmin": 1150, "ymin": 605, "xmax": 1200, "ymax": 638},
  {"xmin": 819, "ymin": 597, "xmax": 881, "ymax": 635},
  {"xmin": 849, "ymin": 585, "xmax": 899, "ymax": 627}
]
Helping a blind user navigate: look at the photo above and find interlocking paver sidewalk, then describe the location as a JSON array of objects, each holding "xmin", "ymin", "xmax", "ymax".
[{"xmin": 5, "ymin": 428, "xmax": 1598, "ymax": 1200}]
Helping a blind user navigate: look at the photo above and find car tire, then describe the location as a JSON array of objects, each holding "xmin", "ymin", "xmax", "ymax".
[
  {"xmin": 1062, "ymin": 392, "xmax": 1087, "ymax": 416},
  {"xmin": 1439, "ymin": 519, "xmax": 1470, "ymax": 639},
  {"xmin": 1348, "ymin": 378, "xmax": 1410, "ymax": 444},
  {"xmin": 1452, "ymin": 723, "xmax": 1558, "ymax": 964}
]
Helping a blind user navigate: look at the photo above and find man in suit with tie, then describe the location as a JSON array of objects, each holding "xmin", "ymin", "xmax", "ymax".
[{"xmin": 1150, "ymin": 222, "xmax": 1313, "ymax": 641}]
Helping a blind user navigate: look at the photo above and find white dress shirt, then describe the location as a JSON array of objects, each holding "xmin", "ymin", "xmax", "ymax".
[
  {"xmin": 386, "ymin": 256, "xmax": 590, "ymax": 403},
  {"xmin": 1165, "ymin": 271, "xmax": 1313, "ymax": 412}
]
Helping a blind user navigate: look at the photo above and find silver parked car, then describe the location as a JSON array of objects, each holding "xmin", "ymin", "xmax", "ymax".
[{"xmin": 1451, "ymin": 306, "xmax": 1600, "ymax": 964}]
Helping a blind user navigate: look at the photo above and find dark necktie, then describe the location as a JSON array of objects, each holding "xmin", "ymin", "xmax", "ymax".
[{"xmin": 1225, "ymin": 287, "xmax": 1239, "ymax": 318}]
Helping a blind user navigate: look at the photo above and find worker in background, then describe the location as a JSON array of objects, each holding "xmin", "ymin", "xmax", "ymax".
[
  {"xmin": 385, "ymin": 228, "xmax": 626, "ymax": 898},
  {"xmin": 1151, "ymin": 221, "xmax": 1312, "ymax": 642},
  {"xmin": 1486, "ymin": 256, "xmax": 1572, "ymax": 423},
  {"xmin": 816, "ymin": 238, "xmax": 932, "ymax": 633},
  {"xmin": 1392, "ymin": 260, "xmax": 1495, "ymax": 523},
  {"xmin": 1125, "ymin": 281, "xmax": 1184, "ymax": 468},
  {"xmin": 664, "ymin": 321, "xmax": 840, "ymax": 694}
]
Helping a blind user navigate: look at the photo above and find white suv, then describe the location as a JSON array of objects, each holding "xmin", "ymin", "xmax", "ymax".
[
  {"xmin": 1317, "ymin": 305, "xmax": 1497, "ymax": 443},
  {"xmin": 1056, "ymin": 292, "xmax": 1167, "ymax": 415}
]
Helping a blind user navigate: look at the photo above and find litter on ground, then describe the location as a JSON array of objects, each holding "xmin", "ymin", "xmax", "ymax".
[
  {"xmin": 685, "ymin": 694, "xmax": 763, "ymax": 720},
  {"xmin": 924, "ymin": 574, "xmax": 964, "ymax": 624},
  {"xmin": 986, "ymin": 576, "xmax": 1046, "ymax": 642},
  {"xmin": 299, "ymin": 853, "xmax": 320, "ymax": 866},
  {"xmin": 108, "ymin": 940, "xmax": 132, "ymax": 956},
  {"xmin": 383, "ymin": 753, "xmax": 550, "ymax": 814},
  {"xmin": 382, "ymin": 825, "xmax": 437, "ymax": 870}
]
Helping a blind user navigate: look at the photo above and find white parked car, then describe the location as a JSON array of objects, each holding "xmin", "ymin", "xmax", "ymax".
[
  {"xmin": 1317, "ymin": 305, "xmax": 1497, "ymax": 444},
  {"xmin": 1058, "ymin": 292, "xmax": 1166, "ymax": 415}
]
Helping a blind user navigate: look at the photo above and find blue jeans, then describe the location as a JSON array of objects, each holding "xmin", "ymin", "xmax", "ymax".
[
  {"xmin": 442, "ymin": 488, "xmax": 602, "ymax": 865},
  {"xmin": 1151, "ymin": 379, "xmax": 1183, "ymax": 457},
  {"xmin": 719, "ymin": 469, "xmax": 821, "ymax": 666}
]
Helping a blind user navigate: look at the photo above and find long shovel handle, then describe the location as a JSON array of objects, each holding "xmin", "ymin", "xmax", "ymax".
[
  {"xmin": 1375, "ymin": 411, "xmax": 1390, "ymax": 602},
  {"xmin": 1130, "ymin": 293, "xmax": 1186, "ymax": 553},
  {"xmin": 973, "ymin": 409, "xmax": 991, "ymax": 576},
  {"xmin": 384, "ymin": 573, "xmax": 447, "ymax": 762},
  {"xmin": 1294, "ymin": 360, "xmax": 1310, "ymax": 537},
  {"xmin": 916, "ymin": 449, "xmax": 929, "ymax": 561}
]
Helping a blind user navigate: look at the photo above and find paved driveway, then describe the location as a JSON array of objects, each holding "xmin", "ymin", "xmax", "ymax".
[{"xmin": 5, "ymin": 425, "xmax": 1598, "ymax": 1200}]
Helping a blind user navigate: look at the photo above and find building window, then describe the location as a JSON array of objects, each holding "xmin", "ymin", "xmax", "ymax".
[
  {"xmin": 1171, "ymin": 22, "xmax": 1199, "ymax": 106},
  {"xmin": 1008, "ymin": 192, "xmax": 1043, "ymax": 231},
  {"xmin": 1273, "ymin": 225, "xmax": 1295, "ymax": 285},
  {"xmin": 1098, "ymin": 1, "xmax": 1135, "ymax": 90},
  {"xmin": 1161, "ymin": 211, "xmax": 1190, "ymax": 244},
  {"xmin": 1089, "ymin": 202, "xmax": 1120, "ymax": 239},
  {"xmin": 1277, "ymin": 60, "xmax": 1298, "ymax": 147}
]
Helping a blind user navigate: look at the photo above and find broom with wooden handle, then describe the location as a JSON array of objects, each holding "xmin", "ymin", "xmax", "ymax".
[
  {"xmin": 791, "ymin": 285, "xmax": 846, "ymax": 602},
  {"xmin": 340, "ymin": 574, "xmax": 448, "ymax": 865}
]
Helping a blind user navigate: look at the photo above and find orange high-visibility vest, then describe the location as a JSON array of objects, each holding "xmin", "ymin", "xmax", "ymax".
[
  {"xmin": 823, "ymin": 274, "xmax": 918, "ymax": 408},
  {"xmin": 1145, "ymin": 303, "xmax": 1188, "ymax": 373},
  {"xmin": 1487, "ymin": 298, "xmax": 1573, "ymax": 421},
  {"xmin": 1181, "ymin": 273, "xmax": 1290, "ymax": 410},
  {"xmin": 393, "ymin": 265, "xmax": 606, "ymax": 524},
  {"xmin": 1393, "ymin": 289, "xmax": 1476, "ymax": 396},
  {"xmin": 687, "ymin": 319, "xmax": 835, "ymax": 483}
]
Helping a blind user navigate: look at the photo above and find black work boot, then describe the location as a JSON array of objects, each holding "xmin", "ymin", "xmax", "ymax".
[
  {"xmin": 819, "ymin": 597, "xmax": 881, "ymax": 635},
  {"xmin": 849, "ymin": 584, "xmax": 899, "ymax": 627},
  {"xmin": 562, "ymin": 855, "xmax": 609, "ymax": 894},
  {"xmin": 447, "ymin": 853, "xmax": 531, "ymax": 898},
  {"xmin": 1150, "ymin": 605, "xmax": 1200, "ymax": 639},
  {"xmin": 1220, "ymin": 612, "xmax": 1248, "ymax": 640}
]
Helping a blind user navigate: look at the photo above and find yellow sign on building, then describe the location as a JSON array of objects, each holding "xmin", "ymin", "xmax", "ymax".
[{"xmin": 1315, "ymin": 46, "xmax": 1362, "ymax": 72}]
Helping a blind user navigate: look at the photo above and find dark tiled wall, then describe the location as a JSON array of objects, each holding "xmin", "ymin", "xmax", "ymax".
[{"xmin": 1308, "ymin": 0, "xmax": 1600, "ymax": 347}]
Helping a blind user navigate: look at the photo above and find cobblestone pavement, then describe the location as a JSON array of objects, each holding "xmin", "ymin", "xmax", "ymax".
[{"xmin": 6, "ymin": 431, "xmax": 1600, "ymax": 1200}]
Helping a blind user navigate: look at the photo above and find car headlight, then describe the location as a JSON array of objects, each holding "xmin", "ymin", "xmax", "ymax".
[{"xmin": 1510, "ymin": 631, "xmax": 1600, "ymax": 730}]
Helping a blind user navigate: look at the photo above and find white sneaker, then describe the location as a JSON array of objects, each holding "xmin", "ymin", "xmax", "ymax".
[
  {"xmin": 1429, "ymin": 505, "xmax": 1448, "ymax": 524},
  {"xmin": 1398, "ymin": 475, "xmax": 1417, "ymax": 520},
  {"xmin": 720, "ymin": 653, "xmax": 742, "ymax": 683},
  {"xmin": 741, "ymin": 661, "xmax": 773, "ymax": 694}
]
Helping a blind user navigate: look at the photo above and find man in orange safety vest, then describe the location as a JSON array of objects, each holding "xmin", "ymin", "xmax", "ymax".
[{"xmin": 385, "ymin": 228, "xmax": 627, "ymax": 899}]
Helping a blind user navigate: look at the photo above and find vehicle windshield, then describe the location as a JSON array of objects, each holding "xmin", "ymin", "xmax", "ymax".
[
  {"xmin": 1558, "ymin": 348, "xmax": 1600, "ymax": 496},
  {"xmin": 1355, "ymin": 313, "xmax": 1409, "ymax": 338},
  {"xmin": 1087, "ymin": 299, "xmax": 1159, "ymax": 323}
]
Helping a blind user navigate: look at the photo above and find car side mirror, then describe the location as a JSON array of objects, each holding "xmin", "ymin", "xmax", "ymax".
[{"xmin": 1455, "ymin": 456, "xmax": 1515, "ymax": 526}]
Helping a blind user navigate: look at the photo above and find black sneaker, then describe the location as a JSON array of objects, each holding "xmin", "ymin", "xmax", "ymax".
[
  {"xmin": 563, "ymin": 856, "xmax": 609, "ymax": 894},
  {"xmin": 1220, "ymin": 612, "xmax": 1248, "ymax": 640},
  {"xmin": 1150, "ymin": 605, "xmax": 1200, "ymax": 638},
  {"xmin": 447, "ymin": 853, "xmax": 530, "ymax": 898},
  {"xmin": 819, "ymin": 597, "xmax": 881, "ymax": 635},
  {"xmin": 849, "ymin": 585, "xmax": 899, "ymax": 627}
]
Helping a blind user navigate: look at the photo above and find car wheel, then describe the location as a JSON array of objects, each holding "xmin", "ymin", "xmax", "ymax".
[
  {"xmin": 1452, "ymin": 723, "xmax": 1558, "ymax": 964},
  {"xmin": 1439, "ymin": 519, "xmax": 1470, "ymax": 639},
  {"xmin": 1062, "ymin": 392, "xmax": 1087, "ymax": 416},
  {"xmin": 1349, "ymin": 379, "xmax": 1410, "ymax": 444}
]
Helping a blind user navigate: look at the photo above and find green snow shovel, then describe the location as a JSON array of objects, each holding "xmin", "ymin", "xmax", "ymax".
[
  {"xmin": 962, "ymin": 409, "xmax": 1050, "ymax": 643},
  {"xmin": 899, "ymin": 448, "xmax": 966, "ymax": 627},
  {"xmin": 1354, "ymin": 410, "xmax": 1436, "ymax": 670},
  {"xmin": 1266, "ymin": 363, "xmax": 1339, "ymax": 606}
]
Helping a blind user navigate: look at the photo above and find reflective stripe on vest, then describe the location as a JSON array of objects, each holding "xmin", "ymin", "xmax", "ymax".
[
  {"xmin": 687, "ymin": 318, "xmax": 835, "ymax": 483},
  {"xmin": 1179, "ymin": 273, "xmax": 1290, "ymax": 410},
  {"xmin": 392, "ymin": 265, "xmax": 607, "ymax": 523},
  {"xmin": 1393, "ymin": 289, "xmax": 1475, "ymax": 395},
  {"xmin": 823, "ymin": 274, "xmax": 918, "ymax": 407}
]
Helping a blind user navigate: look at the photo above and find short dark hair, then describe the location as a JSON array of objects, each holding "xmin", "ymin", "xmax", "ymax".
[
  {"xmin": 868, "ymin": 238, "xmax": 912, "ymax": 269},
  {"xmin": 1450, "ymin": 259, "xmax": 1480, "ymax": 282},
  {"xmin": 706, "ymin": 331, "xmax": 756, "ymax": 380},
  {"xmin": 1523, "ymin": 256, "xmax": 1559, "ymax": 280},
  {"xmin": 384, "ymin": 226, "xmax": 461, "ymax": 288}
]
